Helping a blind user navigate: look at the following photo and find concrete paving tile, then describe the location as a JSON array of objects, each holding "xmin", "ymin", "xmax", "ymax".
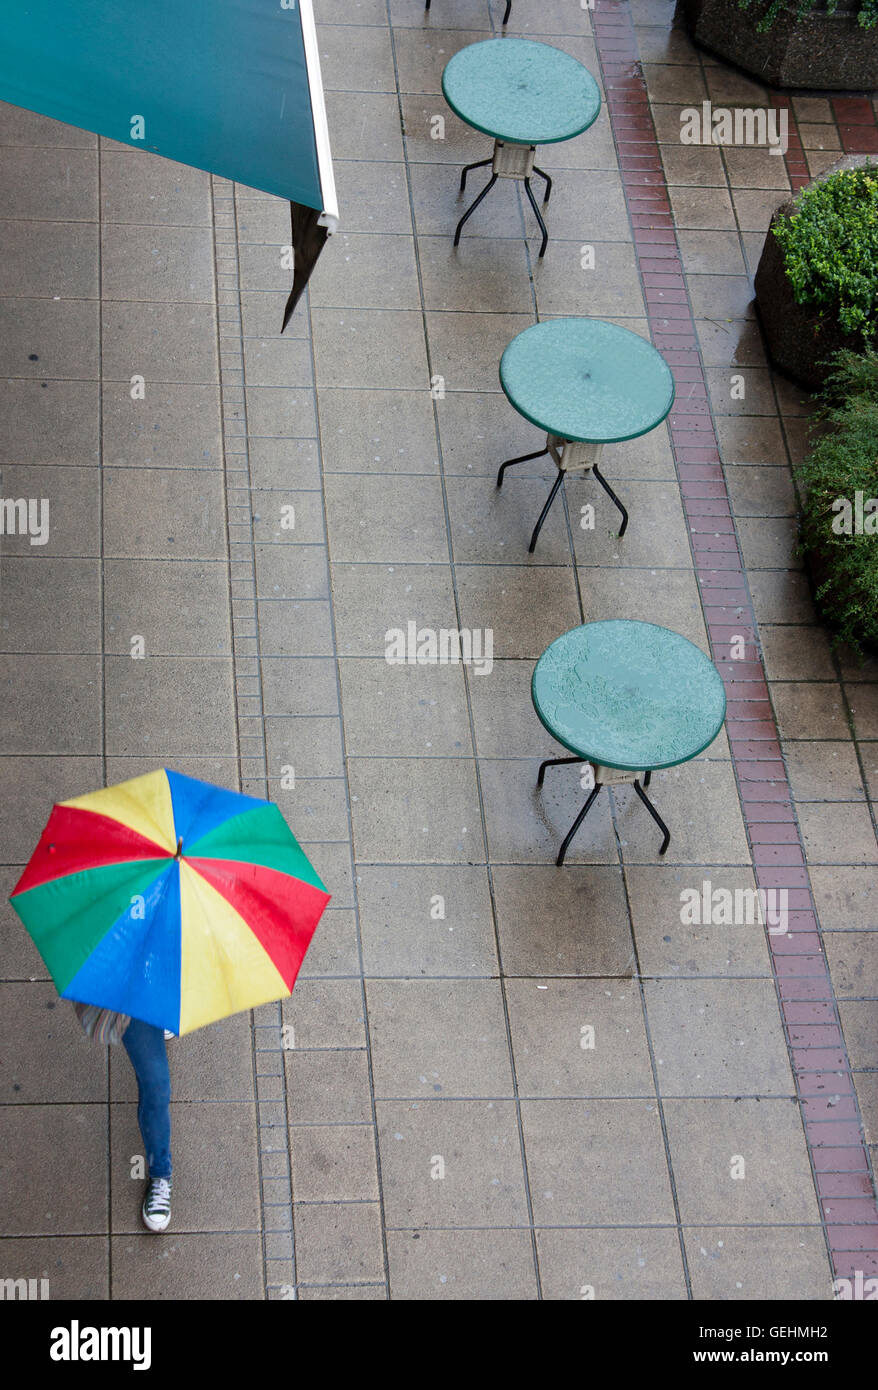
[
  {"xmin": 104, "ymin": 757, "xmax": 239, "ymax": 790},
  {"xmin": 366, "ymin": 979, "xmax": 514, "ymax": 1097},
  {"xmin": 242, "ymin": 337, "xmax": 313, "ymax": 390},
  {"xmin": 297, "ymin": 1283, "xmax": 387, "ymax": 1298},
  {"xmin": 331, "ymin": 161, "xmax": 413, "ymax": 235},
  {"xmin": 264, "ymin": 716, "xmax": 344, "ymax": 780},
  {"xmin": 249, "ymin": 438, "xmax": 321, "ymax": 490},
  {"xmin": 377, "ymin": 1098, "xmax": 529, "ymax": 1227},
  {"xmin": 568, "ymin": 477, "xmax": 691, "ymax": 568},
  {"xmin": 299, "ymin": 909, "xmax": 360, "ymax": 977},
  {"xmin": 110, "ymin": 1013, "xmax": 254, "ymax": 1103},
  {"xmin": 0, "ymin": 1104, "xmax": 107, "ymax": 1234},
  {"xmin": 722, "ymin": 147, "xmax": 790, "ymax": 191},
  {"xmin": 409, "ymin": 160, "xmax": 527, "ymax": 241},
  {"xmin": 255, "ymin": 545, "xmax": 329, "ymax": 599},
  {"xmin": 839, "ymin": 1002, "xmax": 878, "ymax": 1068},
  {"xmin": 521, "ymin": 1098, "xmax": 675, "ymax": 1224},
  {"xmin": 103, "ymin": 559, "xmax": 231, "ymax": 657},
  {"xmin": 237, "ymin": 242, "xmax": 297, "ymax": 293},
  {"xmin": 0, "ymin": 558, "xmax": 101, "ymax": 653},
  {"xmin": 436, "ymin": 389, "xmax": 545, "ymax": 475},
  {"xmin": 111, "ymin": 1232, "xmax": 264, "ymax": 1298},
  {"xmin": 725, "ymin": 465, "xmax": 797, "ymax": 516},
  {"xmin": 771, "ymin": 682, "xmax": 850, "ymax": 740},
  {"xmin": 618, "ymin": 762, "xmax": 749, "ymax": 866},
  {"xmin": 847, "ymin": 683, "xmax": 878, "ymax": 740},
  {"xmin": 535, "ymin": 242, "xmax": 646, "ymax": 319},
  {"xmin": 0, "ymin": 100, "xmax": 97, "ymax": 145},
  {"xmin": 318, "ymin": 387, "xmax": 438, "ymax": 474},
  {"xmin": 348, "ymin": 756, "xmax": 484, "ymax": 863},
  {"xmin": 668, "ymin": 185, "xmax": 736, "ymax": 231},
  {"xmin": 466, "ymin": 657, "xmax": 561, "ymax": 759},
  {"xmin": 665, "ymin": 1099, "xmax": 818, "ymax": 1223},
  {"xmin": 282, "ymin": 979, "xmax": 366, "ymax": 1049},
  {"xmin": 643, "ymin": 61, "xmax": 707, "ymax": 103},
  {"xmin": 0, "ymin": 865, "xmax": 50, "ymax": 980},
  {"xmin": 0, "ymin": 296, "xmax": 99, "ymax": 379},
  {"xmin": 356, "ymin": 863, "xmax": 498, "ymax": 976},
  {"xmin": 626, "ymin": 865, "xmax": 773, "ymax": 977},
  {"xmin": 479, "ymin": 757, "xmax": 618, "ymax": 865},
  {"xmin": 749, "ymin": 570, "xmax": 816, "ymax": 626},
  {"xmin": 331, "ymin": 562, "xmax": 457, "ymax": 656},
  {"xmin": 241, "ymin": 288, "xmax": 309, "ymax": 339},
  {"xmin": 312, "ymin": 308, "xmax": 429, "ymax": 389},
  {"xmin": 294, "ymin": 1201, "xmax": 385, "ymax": 1284},
  {"xmin": 684, "ymin": 1227, "xmax": 831, "ymax": 1300},
  {"xmin": 420, "ymin": 236, "xmax": 533, "ymax": 313},
  {"xmin": 401, "ymin": 94, "xmax": 494, "ymax": 165},
  {"xmin": 101, "ymin": 224, "xmax": 214, "ymax": 302},
  {"xmin": 707, "ymin": 366, "xmax": 777, "ymax": 417},
  {"xmin": 0, "ymin": 379, "xmax": 99, "ymax": 466},
  {"xmin": 284, "ymin": 1049, "xmax": 372, "ymax": 1123},
  {"xmin": 786, "ymin": 740, "xmax": 868, "ymax": 801},
  {"xmin": 855, "ymin": 1073, "xmax": 878, "ymax": 1144},
  {"xmin": 102, "ymin": 301, "xmax": 218, "ymax": 384},
  {"xmin": 536, "ymin": 1227, "xmax": 687, "ymax": 1300},
  {"xmin": 424, "ymin": 310, "xmax": 534, "ymax": 392},
  {"xmin": 696, "ymin": 316, "xmax": 767, "ymax": 368},
  {"xmin": 646, "ymin": 978, "xmax": 793, "ymax": 1096},
  {"xmin": 339, "ymin": 657, "xmax": 472, "ymax": 756},
  {"xmin": 0, "ymin": 986, "xmax": 106, "ymax": 1103},
  {"xmin": 579, "ymin": 565, "xmax": 708, "ymax": 649},
  {"xmin": 506, "ymin": 978, "xmax": 654, "ymax": 1098},
  {"xmin": 799, "ymin": 802, "xmax": 878, "ymax": 865},
  {"xmin": 811, "ymin": 866, "xmax": 878, "ymax": 931},
  {"xmin": 0, "ymin": 464, "xmax": 100, "ymax": 558},
  {"xmin": 252, "ymin": 493, "xmax": 326, "ymax": 546},
  {"xmin": 505, "ymin": 0, "xmax": 595, "ymax": 31},
  {"xmin": 393, "ymin": 27, "xmax": 492, "ymax": 94},
  {"xmin": 310, "ymin": 232, "xmax": 421, "ymax": 310},
  {"xmin": 260, "ymin": 658, "xmax": 339, "ymax": 717},
  {"xmin": 104, "ymin": 655, "xmax": 235, "ymax": 756},
  {"xmin": 0, "ymin": 1236, "xmax": 108, "ymax": 1299},
  {"xmin": 324, "ymin": 473, "xmax": 449, "ymax": 563},
  {"xmin": 529, "ymin": 169, "xmax": 632, "ymax": 243},
  {"xmin": 389, "ymin": 0, "xmax": 492, "ymax": 25},
  {"xmin": 245, "ymin": 386, "xmax": 317, "ymax": 438},
  {"xmin": 102, "ymin": 381, "xmax": 222, "ymax": 469},
  {"xmin": 104, "ymin": 467, "xmax": 227, "ymax": 559},
  {"xmin": 686, "ymin": 275, "xmax": 756, "ymax": 321},
  {"xmin": 0, "ymin": 755, "xmax": 102, "ymax": 864},
  {"xmin": 324, "ymin": 91, "xmax": 405, "ymax": 161},
  {"xmin": 536, "ymin": 111, "xmax": 617, "ymax": 172},
  {"xmin": 235, "ymin": 196, "xmax": 293, "ymax": 243},
  {"xmin": 455, "ymin": 563, "xmax": 580, "ymax": 659},
  {"xmin": 824, "ymin": 932, "xmax": 878, "ymax": 999},
  {"xmin": 0, "ymin": 654, "xmax": 101, "ymax": 753},
  {"xmin": 736, "ymin": 516, "xmax": 801, "ymax": 570},
  {"xmin": 290, "ymin": 1125, "xmax": 379, "ymax": 1202},
  {"xmin": 492, "ymin": 864, "xmax": 634, "ymax": 975},
  {"xmin": 257, "ymin": 600, "xmax": 335, "ymax": 657},
  {"xmin": 660, "ymin": 144, "xmax": 726, "ymax": 185},
  {"xmin": 111, "ymin": 1101, "xmax": 259, "ymax": 1233},
  {"xmin": 100, "ymin": 150, "xmax": 211, "ymax": 224},
  {"xmin": 445, "ymin": 474, "xmax": 571, "ymax": 564},
  {"xmin": 387, "ymin": 1227, "xmax": 537, "ymax": 1299},
  {"xmin": 0, "ymin": 219, "xmax": 98, "ymax": 297}
]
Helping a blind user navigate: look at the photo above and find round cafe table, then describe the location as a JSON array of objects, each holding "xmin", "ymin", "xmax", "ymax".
[
  {"xmin": 531, "ymin": 620, "xmax": 727, "ymax": 864},
  {"xmin": 497, "ymin": 318, "xmax": 675, "ymax": 552},
  {"xmin": 441, "ymin": 38, "xmax": 601, "ymax": 255}
]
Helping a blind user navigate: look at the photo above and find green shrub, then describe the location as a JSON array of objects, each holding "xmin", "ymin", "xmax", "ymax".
[
  {"xmin": 739, "ymin": 0, "xmax": 878, "ymax": 30},
  {"xmin": 771, "ymin": 163, "xmax": 878, "ymax": 341},
  {"xmin": 796, "ymin": 348, "xmax": 878, "ymax": 657}
]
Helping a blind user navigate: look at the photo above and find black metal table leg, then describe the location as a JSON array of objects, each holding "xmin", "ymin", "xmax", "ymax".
[
  {"xmin": 633, "ymin": 778, "xmax": 670, "ymax": 855},
  {"xmin": 537, "ymin": 754, "xmax": 586, "ymax": 787},
  {"xmin": 503, "ymin": 0, "xmax": 512, "ymax": 22},
  {"xmin": 497, "ymin": 445, "xmax": 549, "ymax": 488},
  {"xmin": 523, "ymin": 177, "xmax": 549, "ymax": 257},
  {"xmin": 532, "ymin": 165, "xmax": 553, "ymax": 203},
  {"xmin": 557, "ymin": 783, "xmax": 603, "ymax": 866},
  {"xmin": 529, "ymin": 469, "xmax": 564, "ymax": 552},
  {"xmin": 459, "ymin": 156, "xmax": 493, "ymax": 194},
  {"xmin": 592, "ymin": 462, "xmax": 629, "ymax": 537},
  {"xmin": 454, "ymin": 173, "xmax": 498, "ymax": 246}
]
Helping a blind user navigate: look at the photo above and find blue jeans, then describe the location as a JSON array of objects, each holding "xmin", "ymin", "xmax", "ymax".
[{"xmin": 123, "ymin": 1018, "xmax": 172, "ymax": 1180}]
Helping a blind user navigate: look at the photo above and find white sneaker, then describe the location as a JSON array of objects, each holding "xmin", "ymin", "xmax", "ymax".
[
  {"xmin": 142, "ymin": 1176, "xmax": 172, "ymax": 1232},
  {"xmin": 163, "ymin": 1030, "xmax": 175, "ymax": 1040}
]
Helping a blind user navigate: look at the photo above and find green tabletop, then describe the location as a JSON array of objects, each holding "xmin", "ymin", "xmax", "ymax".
[
  {"xmin": 501, "ymin": 319, "xmax": 675, "ymax": 443},
  {"xmin": 532, "ymin": 620, "xmax": 726, "ymax": 771},
  {"xmin": 442, "ymin": 38, "xmax": 601, "ymax": 146}
]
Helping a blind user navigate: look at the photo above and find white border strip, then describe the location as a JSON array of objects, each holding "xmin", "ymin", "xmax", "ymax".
[{"xmin": 299, "ymin": 0, "xmax": 339, "ymax": 232}]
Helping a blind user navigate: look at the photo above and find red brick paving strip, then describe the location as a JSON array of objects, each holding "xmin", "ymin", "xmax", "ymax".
[{"xmin": 591, "ymin": 0, "xmax": 878, "ymax": 1281}]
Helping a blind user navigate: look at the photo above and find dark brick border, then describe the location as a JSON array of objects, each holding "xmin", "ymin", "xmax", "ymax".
[{"xmin": 591, "ymin": 0, "xmax": 878, "ymax": 1283}]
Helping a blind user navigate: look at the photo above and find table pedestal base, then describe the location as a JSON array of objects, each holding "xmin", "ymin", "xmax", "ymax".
[
  {"xmin": 537, "ymin": 758, "xmax": 670, "ymax": 864},
  {"xmin": 496, "ymin": 435, "xmax": 629, "ymax": 553},
  {"xmin": 455, "ymin": 139, "xmax": 554, "ymax": 256}
]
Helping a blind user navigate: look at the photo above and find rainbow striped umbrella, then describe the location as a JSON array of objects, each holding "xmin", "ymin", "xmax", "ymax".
[{"xmin": 9, "ymin": 770, "xmax": 330, "ymax": 1036}]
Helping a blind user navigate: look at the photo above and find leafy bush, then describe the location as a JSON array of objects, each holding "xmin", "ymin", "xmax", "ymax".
[
  {"xmin": 739, "ymin": 0, "xmax": 878, "ymax": 30},
  {"xmin": 771, "ymin": 163, "xmax": 878, "ymax": 341},
  {"xmin": 796, "ymin": 348, "xmax": 878, "ymax": 657}
]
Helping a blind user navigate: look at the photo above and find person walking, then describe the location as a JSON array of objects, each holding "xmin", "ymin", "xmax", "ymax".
[{"xmin": 74, "ymin": 1003, "xmax": 174, "ymax": 1232}]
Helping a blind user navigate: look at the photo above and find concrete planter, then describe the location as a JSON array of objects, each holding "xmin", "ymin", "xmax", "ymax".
[
  {"xmin": 679, "ymin": 0, "xmax": 878, "ymax": 89},
  {"xmin": 754, "ymin": 156, "xmax": 873, "ymax": 391}
]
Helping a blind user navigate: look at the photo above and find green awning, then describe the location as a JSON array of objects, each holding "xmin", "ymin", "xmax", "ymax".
[{"xmin": 0, "ymin": 0, "xmax": 337, "ymax": 325}]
